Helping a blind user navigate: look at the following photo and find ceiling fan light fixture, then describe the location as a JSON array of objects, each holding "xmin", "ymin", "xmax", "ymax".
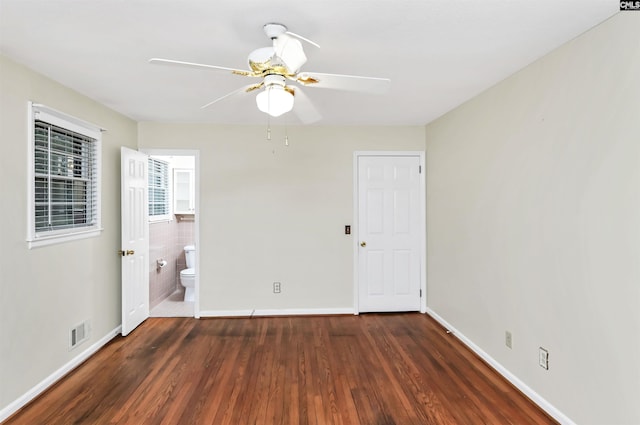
[{"xmin": 256, "ymin": 84, "xmax": 294, "ymax": 117}]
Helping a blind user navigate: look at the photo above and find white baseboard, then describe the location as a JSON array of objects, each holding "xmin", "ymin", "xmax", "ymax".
[
  {"xmin": 425, "ymin": 308, "xmax": 575, "ymax": 425},
  {"xmin": 0, "ymin": 325, "xmax": 122, "ymax": 423},
  {"xmin": 199, "ymin": 307, "xmax": 355, "ymax": 318}
]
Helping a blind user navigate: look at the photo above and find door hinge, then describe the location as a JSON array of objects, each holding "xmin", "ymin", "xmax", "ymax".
[
  {"xmin": 419, "ymin": 165, "xmax": 422, "ymax": 174},
  {"xmin": 420, "ymin": 289, "xmax": 422, "ymax": 297}
]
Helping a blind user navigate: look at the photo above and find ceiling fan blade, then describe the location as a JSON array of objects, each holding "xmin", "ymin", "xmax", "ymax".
[
  {"xmin": 263, "ymin": 23, "xmax": 320, "ymax": 49},
  {"xmin": 274, "ymin": 33, "xmax": 307, "ymax": 73},
  {"xmin": 149, "ymin": 58, "xmax": 254, "ymax": 76},
  {"xmin": 200, "ymin": 83, "xmax": 263, "ymax": 109},
  {"xmin": 285, "ymin": 31, "xmax": 320, "ymax": 49},
  {"xmin": 291, "ymin": 86, "xmax": 321, "ymax": 124},
  {"xmin": 296, "ymin": 72, "xmax": 390, "ymax": 94}
]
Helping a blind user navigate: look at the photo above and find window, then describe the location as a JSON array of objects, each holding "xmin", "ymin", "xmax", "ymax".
[
  {"xmin": 148, "ymin": 157, "xmax": 171, "ymax": 221},
  {"xmin": 28, "ymin": 103, "xmax": 102, "ymax": 248}
]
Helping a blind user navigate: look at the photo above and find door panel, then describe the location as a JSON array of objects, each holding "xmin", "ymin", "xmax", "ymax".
[
  {"xmin": 121, "ymin": 147, "xmax": 149, "ymax": 336},
  {"xmin": 358, "ymin": 155, "xmax": 421, "ymax": 312},
  {"xmin": 367, "ymin": 190, "xmax": 384, "ymax": 233},
  {"xmin": 366, "ymin": 250, "xmax": 385, "ymax": 295},
  {"xmin": 394, "ymin": 189, "xmax": 411, "ymax": 234},
  {"xmin": 393, "ymin": 250, "xmax": 411, "ymax": 294}
]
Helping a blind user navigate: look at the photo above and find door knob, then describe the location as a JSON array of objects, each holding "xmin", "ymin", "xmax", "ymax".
[
  {"xmin": 360, "ymin": 241, "xmax": 367, "ymax": 247},
  {"xmin": 118, "ymin": 250, "xmax": 135, "ymax": 256}
]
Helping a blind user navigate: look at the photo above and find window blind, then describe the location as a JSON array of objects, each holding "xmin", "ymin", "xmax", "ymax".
[
  {"xmin": 34, "ymin": 120, "xmax": 98, "ymax": 232},
  {"xmin": 148, "ymin": 158, "xmax": 169, "ymax": 216}
]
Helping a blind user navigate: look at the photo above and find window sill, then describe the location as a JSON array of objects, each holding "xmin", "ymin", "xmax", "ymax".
[
  {"xmin": 149, "ymin": 217, "xmax": 173, "ymax": 224},
  {"xmin": 27, "ymin": 228, "xmax": 103, "ymax": 249}
]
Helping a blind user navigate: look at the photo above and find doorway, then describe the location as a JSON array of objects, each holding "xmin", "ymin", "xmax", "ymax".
[
  {"xmin": 353, "ymin": 152, "xmax": 426, "ymax": 314},
  {"xmin": 143, "ymin": 149, "xmax": 199, "ymax": 318}
]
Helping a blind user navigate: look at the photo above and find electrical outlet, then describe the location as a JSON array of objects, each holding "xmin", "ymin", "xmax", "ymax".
[
  {"xmin": 273, "ymin": 282, "xmax": 281, "ymax": 294},
  {"xmin": 505, "ymin": 331, "xmax": 512, "ymax": 349},
  {"xmin": 539, "ymin": 347, "xmax": 549, "ymax": 370}
]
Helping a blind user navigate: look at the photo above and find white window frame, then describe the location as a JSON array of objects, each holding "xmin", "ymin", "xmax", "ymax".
[
  {"xmin": 27, "ymin": 102, "xmax": 103, "ymax": 249},
  {"xmin": 148, "ymin": 157, "xmax": 172, "ymax": 222}
]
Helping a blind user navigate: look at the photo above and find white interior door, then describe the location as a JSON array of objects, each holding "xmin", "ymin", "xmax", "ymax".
[
  {"xmin": 357, "ymin": 155, "xmax": 422, "ymax": 312},
  {"xmin": 121, "ymin": 147, "xmax": 149, "ymax": 336}
]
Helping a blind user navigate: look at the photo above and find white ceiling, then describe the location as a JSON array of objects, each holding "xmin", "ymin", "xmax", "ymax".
[{"xmin": 0, "ymin": 0, "xmax": 618, "ymax": 126}]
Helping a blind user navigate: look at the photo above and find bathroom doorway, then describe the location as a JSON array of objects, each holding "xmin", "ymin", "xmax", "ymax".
[{"xmin": 142, "ymin": 149, "xmax": 199, "ymax": 318}]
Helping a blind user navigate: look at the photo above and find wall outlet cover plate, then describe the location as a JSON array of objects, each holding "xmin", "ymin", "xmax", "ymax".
[{"xmin": 539, "ymin": 347, "xmax": 549, "ymax": 370}]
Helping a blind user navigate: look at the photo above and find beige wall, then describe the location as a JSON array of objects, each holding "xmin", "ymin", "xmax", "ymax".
[
  {"xmin": 0, "ymin": 55, "xmax": 138, "ymax": 412},
  {"xmin": 424, "ymin": 13, "xmax": 640, "ymax": 424},
  {"xmin": 138, "ymin": 123, "xmax": 425, "ymax": 313}
]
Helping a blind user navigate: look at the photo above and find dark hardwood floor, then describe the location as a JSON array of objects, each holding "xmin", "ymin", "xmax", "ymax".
[{"xmin": 4, "ymin": 314, "xmax": 557, "ymax": 424}]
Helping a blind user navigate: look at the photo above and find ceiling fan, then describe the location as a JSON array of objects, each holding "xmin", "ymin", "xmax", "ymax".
[{"xmin": 149, "ymin": 23, "xmax": 390, "ymax": 123}]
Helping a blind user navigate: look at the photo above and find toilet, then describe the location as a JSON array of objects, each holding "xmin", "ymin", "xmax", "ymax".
[{"xmin": 179, "ymin": 245, "xmax": 196, "ymax": 302}]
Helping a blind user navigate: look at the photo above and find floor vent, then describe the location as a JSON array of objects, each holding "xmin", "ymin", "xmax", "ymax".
[{"xmin": 70, "ymin": 321, "xmax": 90, "ymax": 350}]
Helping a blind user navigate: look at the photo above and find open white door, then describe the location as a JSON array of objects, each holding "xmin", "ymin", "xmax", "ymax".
[
  {"xmin": 356, "ymin": 154, "xmax": 423, "ymax": 313},
  {"xmin": 120, "ymin": 147, "xmax": 149, "ymax": 336}
]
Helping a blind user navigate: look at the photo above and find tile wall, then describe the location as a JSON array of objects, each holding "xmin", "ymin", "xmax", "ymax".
[{"xmin": 149, "ymin": 216, "xmax": 195, "ymax": 308}]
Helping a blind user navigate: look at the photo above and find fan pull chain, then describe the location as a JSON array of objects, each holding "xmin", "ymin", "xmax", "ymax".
[
  {"xmin": 284, "ymin": 125, "xmax": 289, "ymax": 147},
  {"xmin": 267, "ymin": 118, "xmax": 277, "ymax": 155},
  {"xmin": 266, "ymin": 112, "xmax": 271, "ymax": 141}
]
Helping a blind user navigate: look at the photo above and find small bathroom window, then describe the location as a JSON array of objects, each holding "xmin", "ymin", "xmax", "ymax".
[{"xmin": 148, "ymin": 157, "xmax": 171, "ymax": 222}]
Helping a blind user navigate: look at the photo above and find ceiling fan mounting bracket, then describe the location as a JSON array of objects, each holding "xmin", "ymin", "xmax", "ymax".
[{"xmin": 263, "ymin": 23, "xmax": 287, "ymax": 39}]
